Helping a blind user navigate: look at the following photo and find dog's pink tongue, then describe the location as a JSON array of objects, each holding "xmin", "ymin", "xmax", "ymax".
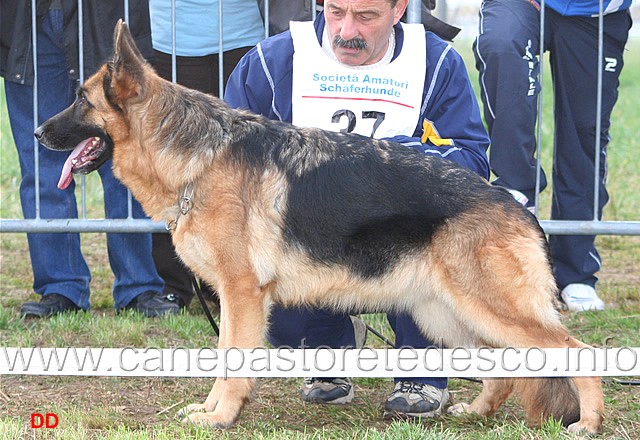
[
  {"xmin": 57, "ymin": 139, "xmax": 90, "ymax": 190},
  {"xmin": 57, "ymin": 161, "xmax": 74, "ymax": 190}
]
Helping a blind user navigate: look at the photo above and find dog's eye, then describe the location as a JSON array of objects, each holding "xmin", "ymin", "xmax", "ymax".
[
  {"xmin": 76, "ymin": 88, "xmax": 87, "ymax": 102},
  {"xmin": 76, "ymin": 92, "xmax": 94, "ymax": 109},
  {"xmin": 76, "ymin": 95, "xmax": 90, "ymax": 108}
]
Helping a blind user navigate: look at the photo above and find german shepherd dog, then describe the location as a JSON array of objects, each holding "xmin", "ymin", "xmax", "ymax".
[{"xmin": 36, "ymin": 21, "xmax": 603, "ymax": 433}]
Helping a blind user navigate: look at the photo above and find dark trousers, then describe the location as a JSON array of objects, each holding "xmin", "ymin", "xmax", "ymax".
[
  {"xmin": 5, "ymin": 9, "xmax": 163, "ymax": 309},
  {"xmin": 268, "ymin": 307, "xmax": 448, "ymax": 388},
  {"xmin": 151, "ymin": 47, "xmax": 252, "ymax": 304},
  {"xmin": 474, "ymin": 0, "xmax": 631, "ymax": 289}
]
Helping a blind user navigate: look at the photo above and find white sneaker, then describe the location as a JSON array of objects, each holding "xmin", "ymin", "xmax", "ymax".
[
  {"xmin": 561, "ymin": 284, "xmax": 605, "ymax": 312},
  {"xmin": 507, "ymin": 189, "xmax": 536, "ymax": 214},
  {"xmin": 507, "ymin": 189, "xmax": 529, "ymax": 206}
]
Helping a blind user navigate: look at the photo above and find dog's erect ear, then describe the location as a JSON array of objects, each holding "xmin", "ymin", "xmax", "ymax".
[{"xmin": 108, "ymin": 19, "xmax": 146, "ymax": 103}]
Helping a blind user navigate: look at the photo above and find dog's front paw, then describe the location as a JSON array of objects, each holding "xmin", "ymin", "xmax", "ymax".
[
  {"xmin": 183, "ymin": 411, "xmax": 234, "ymax": 429},
  {"xmin": 447, "ymin": 402, "xmax": 470, "ymax": 416},
  {"xmin": 176, "ymin": 403, "xmax": 208, "ymax": 419}
]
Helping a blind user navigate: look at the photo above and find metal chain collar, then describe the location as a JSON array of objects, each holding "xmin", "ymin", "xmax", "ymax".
[{"xmin": 165, "ymin": 183, "xmax": 194, "ymax": 231}]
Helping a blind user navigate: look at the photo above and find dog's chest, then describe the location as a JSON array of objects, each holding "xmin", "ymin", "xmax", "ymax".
[{"xmin": 172, "ymin": 230, "xmax": 219, "ymax": 287}]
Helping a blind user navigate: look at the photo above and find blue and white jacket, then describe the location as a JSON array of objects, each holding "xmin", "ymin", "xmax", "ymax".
[
  {"xmin": 224, "ymin": 13, "xmax": 490, "ymax": 179},
  {"xmin": 545, "ymin": 0, "xmax": 633, "ymax": 16}
]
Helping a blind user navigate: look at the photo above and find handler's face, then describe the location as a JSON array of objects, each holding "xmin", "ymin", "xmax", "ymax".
[{"xmin": 324, "ymin": 0, "xmax": 408, "ymax": 66}]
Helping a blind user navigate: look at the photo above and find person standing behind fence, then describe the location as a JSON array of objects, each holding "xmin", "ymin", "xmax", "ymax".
[
  {"xmin": 226, "ymin": 0, "xmax": 490, "ymax": 419},
  {"xmin": 148, "ymin": 0, "xmax": 264, "ymax": 308},
  {"xmin": 473, "ymin": 0, "xmax": 633, "ymax": 312},
  {"xmin": 0, "ymin": 1, "xmax": 180, "ymax": 318}
]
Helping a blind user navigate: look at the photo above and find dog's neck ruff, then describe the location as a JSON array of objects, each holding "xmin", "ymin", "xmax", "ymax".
[{"xmin": 165, "ymin": 184, "xmax": 194, "ymax": 231}]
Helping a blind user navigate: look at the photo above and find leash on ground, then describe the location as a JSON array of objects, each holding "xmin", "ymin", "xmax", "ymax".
[{"xmin": 609, "ymin": 379, "xmax": 640, "ymax": 386}]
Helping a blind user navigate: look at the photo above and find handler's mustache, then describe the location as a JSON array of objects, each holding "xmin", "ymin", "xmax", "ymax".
[{"xmin": 333, "ymin": 35, "xmax": 367, "ymax": 50}]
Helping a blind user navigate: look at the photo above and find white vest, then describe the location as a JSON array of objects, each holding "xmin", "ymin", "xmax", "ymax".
[{"xmin": 290, "ymin": 21, "xmax": 426, "ymax": 139}]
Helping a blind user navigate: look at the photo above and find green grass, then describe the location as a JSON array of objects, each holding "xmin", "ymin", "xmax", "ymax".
[
  {"xmin": 1, "ymin": 38, "xmax": 639, "ymax": 439},
  {"xmin": 0, "ymin": 416, "xmax": 587, "ymax": 440}
]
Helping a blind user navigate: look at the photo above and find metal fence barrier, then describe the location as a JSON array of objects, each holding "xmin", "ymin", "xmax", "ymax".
[{"xmin": 1, "ymin": 0, "xmax": 639, "ymax": 236}]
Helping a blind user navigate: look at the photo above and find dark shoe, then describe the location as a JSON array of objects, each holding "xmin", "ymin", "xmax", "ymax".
[
  {"xmin": 299, "ymin": 318, "xmax": 365, "ymax": 405},
  {"xmin": 300, "ymin": 377, "xmax": 354, "ymax": 404},
  {"xmin": 164, "ymin": 293, "xmax": 188, "ymax": 309},
  {"xmin": 20, "ymin": 293, "xmax": 81, "ymax": 318},
  {"xmin": 122, "ymin": 291, "xmax": 181, "ymax": 317},
  {"xmin": 383, "ymin": 382, "xmax": 449, "ymax": 419}
]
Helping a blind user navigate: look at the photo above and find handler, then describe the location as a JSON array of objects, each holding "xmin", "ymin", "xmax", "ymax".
[{"xmin": 225, "ymin": 0, "xmax": 490, "ymax": 419}]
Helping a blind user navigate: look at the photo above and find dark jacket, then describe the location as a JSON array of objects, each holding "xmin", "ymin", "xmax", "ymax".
[{"xmin": 1, "ymin": 0, "xmax": 153, "ymax": 86}]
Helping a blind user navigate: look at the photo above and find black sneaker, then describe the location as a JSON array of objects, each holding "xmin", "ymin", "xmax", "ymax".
[
  {"xmin": 300, "ymin": 377, "xmax": 354, "ymax": 404},
  {"xmin": 383, "ymin": 381, "xmax": 449, "ymax": 419},
  {"xmin": 20, "ymin": 293, "xmax": 81, "ymax": 318},
  {"xmin": 122, "ymin": 291, "xmax": 181, "ymax": 317}
]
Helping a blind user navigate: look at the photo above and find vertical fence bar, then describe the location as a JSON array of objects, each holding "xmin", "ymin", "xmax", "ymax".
[
  {"xmin": 218, "ymin": 0, "xmax": 225, "ymax": 98},
  {"xmin": 171, "ymin": 0, "xmax": 177, "ymax": 83},
  {"xmin": 533, "ymin": 0, "xmax": 545, "ymax": 216},
  {"xmin": 263, "ymin": 0, "xmax": 270, "ymax": 38},
  {"xmin": 124, "ymin": 0, "xmax": 134, "ymax": 219},
  {"xmin": 593, "ymin": 0, "xmax": 604, "ymax": 220},
  {"xmin": 407, "ymin": 0, "xmax": 420, "ymax": 23},
  {"xmin": 31, "ymin": 0, "xmax": 40, "ymax": 220},
  {"xmin": 78, "ymin": 0, "xmax": 88, "ymax": 219}
]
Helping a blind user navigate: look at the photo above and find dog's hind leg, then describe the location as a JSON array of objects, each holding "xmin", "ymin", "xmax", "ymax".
[
  {"xmin": 566, "ymin": 376, "xmax": 603, "ymax": 434},
  {"xmin": 475, "ymin": 327, "xmax": 600, "ymax": 432},
  {"xmin": 183, "ymin": 277, "xmax": 274, "ymax": 428},
  {"xmin": 426, "ymin": 220, "xmax": 603, "ymax": 433},
  {"xmin": 448, "ymin": 378, "xmax": 514, "ymax": 417},
  {"xmin": 563, "ymin": 337, "xmax": 604, "ymax": 434},
  {"xmin": 501, "ymin": 331, "xmax": 602, "ymax": 432},
  {"xmin": 432, "ymin": 217, "xmax": 604, "ymax": 433},
  {"xmin": 474, "ymin": 330, "xmax": 601, "ymax": 433},
  {"xmin": 512, "ymin": 337, "xmax": 603, "ymax": 433}
]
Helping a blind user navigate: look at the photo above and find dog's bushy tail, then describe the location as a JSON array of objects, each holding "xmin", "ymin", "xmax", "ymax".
[{"xmin": 515, "ymin": 377, "xmax": 581, "ymax": 427}]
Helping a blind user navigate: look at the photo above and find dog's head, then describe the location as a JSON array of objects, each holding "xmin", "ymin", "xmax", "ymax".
[{"xmin": 35, "ymin": 20, "xmax": 149, "ymax": 189}]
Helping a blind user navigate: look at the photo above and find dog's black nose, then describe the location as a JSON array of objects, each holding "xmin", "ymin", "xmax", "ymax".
[{"xmin": 34, "ymin": 126, "xmax": 44, "ymax": 141}]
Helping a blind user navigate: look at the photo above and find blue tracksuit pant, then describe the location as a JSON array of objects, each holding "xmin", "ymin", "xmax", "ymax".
[
  {"xmin": 268, "ymin": 307, "xmax": 448, "ymax": 389},
  {"xmin": 473, "ymin": 0, "xmax": 631, "ymax": 289}
]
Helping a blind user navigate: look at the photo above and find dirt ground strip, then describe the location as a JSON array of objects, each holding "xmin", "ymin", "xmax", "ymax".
[
  {"xmin": 2, "ymin": 374, "xmax": 639, "ymax": 438},
  {"xmin": 0, "ymin": 376, "xmax": 395, "ymax": 432}
]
